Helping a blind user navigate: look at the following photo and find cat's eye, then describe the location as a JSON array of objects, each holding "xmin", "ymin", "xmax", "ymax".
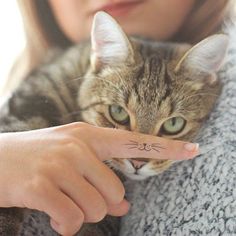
[
  {"xmin": 161, "ymin": 117, "xmax": 186, "ymax": 135},
  {"xmin": 109, "ymin": 105, "xmax": 130, "ymax": 125}
]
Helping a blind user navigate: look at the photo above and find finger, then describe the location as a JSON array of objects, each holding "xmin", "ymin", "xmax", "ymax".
[
  {"xmin": 107, "ymin": 199, "xmax": 130, "ymax": 217},
  {"xmin": 56, "ymin": 170, "xmax": 108, "ymax": 223},
  {"xmin": 24, "ymin": 181, "xmax": 84, "ymax": 236},
  {"xmin": 77, "ymin": 124, "xmax": 199, "ymax": 161},
  {"xmin": 75, "ymin": 147, "xmax": 126, "ymax": 206}
]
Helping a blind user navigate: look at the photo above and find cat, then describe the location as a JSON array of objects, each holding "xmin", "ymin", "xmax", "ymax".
[{"xmin": 0, "ymin": 11, "xmax": 228, "ymax": 236}]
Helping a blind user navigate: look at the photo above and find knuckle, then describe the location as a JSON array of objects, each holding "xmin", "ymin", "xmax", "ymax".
[
  {"xmin": 67, "ymin": 122, "xmax": 90, "ymax": 134},
  {"xmin": 61, "ymin": 211, "xmax": 84, "ymax": 235},
  {"xmin": 88, "ymin": 202, "xmax": 107, "ymax": 222},
  {"xmin": 25, "ymin": 176, "xmax": 48, "ymax": 198},
  {"xmin": 76, "ymin": 121, "xmax": 90, "ymax": 128},
  {"xmin": 59, "ymin": 226, "xmax": 76, "ymax": 236},
  {"xmin": 48, "ymin": 160, "xmax": 65, "ymax": 173},
  {"xmin": 115, "ymin": 184, "xmax": 126, "ymax": 203},
  {"xmin": 57, "ymin": 135, "xmax": 78, "ymax": 148},
  {"xmin": 109, "ymin": 181, "xmax": 125, "ymax": 205},
  {"xmin": 36, "ymin": 158, "xmax": 62, "ymax": 176},
  {"xmin": 74, "ymin": 122, "xmax": 91, "ymax": 136},
  {"xmin": 46, "ymin": 142, "xmax": 79, "ymax": 165},
  {"xmin": 57, "ymin": 135, "xmax": 88, "ymax": 155},
  {"xmin": 53, "ymin": 123, "xmax": 93, "ymax": 155},
  {"xmin": 32, "ymin": 177, "xmax": 48, "ymax": 193},
  {"xmin": 73, "ymin": 214, "xmax": 84, "ymax": 231}
]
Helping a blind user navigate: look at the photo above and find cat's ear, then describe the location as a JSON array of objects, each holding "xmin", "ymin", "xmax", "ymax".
[
  {"xmin": 175, "ymin": 34, "xmax": 229, "ymax": 75},
  {"xmin": 90, "ymin": 11, "xmax": 134, "ymax": 71}
]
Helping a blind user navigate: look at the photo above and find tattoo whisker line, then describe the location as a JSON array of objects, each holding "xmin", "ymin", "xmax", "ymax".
[
  {"xmin": 151, "ymin": 142, "xmax": 161, "ymax": 145},
  {"xmin": 124, "ymin": 143, "xmax": 138, "ymax": 146},
  {"xmin": 124, "ymin": 140, "xmax": 166, "ymax": 153},
  {"xmin": 151, "ymin": 148, "xmax": 161, "ymax": 152},
  {"xmin": 151, "ymin": 146, "xmax": 166, "ymax": 149},
  {"xmin": 128, "ymin": 140, "xmax": 138, "ymax": 144},
  {"xmin": 128, "ymin": 146, "xmax": 139, "ymax": 150}
]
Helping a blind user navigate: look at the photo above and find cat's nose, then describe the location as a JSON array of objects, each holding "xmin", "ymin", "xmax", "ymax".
[{"xmin": 129, "ymin": 159, "xmax": 147, "ymax": 169}]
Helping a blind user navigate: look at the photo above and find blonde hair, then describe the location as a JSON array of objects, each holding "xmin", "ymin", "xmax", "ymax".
[{"xmin": 4, "ymin": 0, "xmax": 235, "ymax": 93}]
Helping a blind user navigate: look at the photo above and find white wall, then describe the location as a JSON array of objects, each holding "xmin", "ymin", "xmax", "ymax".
[{"xmin": 0, "ymin": 1, "xmax": 25, "ymax": 97}]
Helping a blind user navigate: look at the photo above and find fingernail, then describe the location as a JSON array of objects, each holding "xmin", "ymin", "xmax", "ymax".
[{"xmin": 184, "ymin": 143, "xmax": 199, "ymax": 152}]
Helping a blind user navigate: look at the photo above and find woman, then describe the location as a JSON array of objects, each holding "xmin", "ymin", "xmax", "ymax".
[{"xmin": 0, "ymin": 0, "xmax": 235, "ymax": 235}]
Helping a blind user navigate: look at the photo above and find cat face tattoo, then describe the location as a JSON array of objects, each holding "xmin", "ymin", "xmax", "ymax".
[{"xmin": 124, "ymin": 140, "xmax": 166, "ymax": 152}]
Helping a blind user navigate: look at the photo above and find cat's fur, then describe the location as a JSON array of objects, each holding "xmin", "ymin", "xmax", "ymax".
[{"xmin": 0, "ymin": 12, "xmax": 228, "ymax": 235}]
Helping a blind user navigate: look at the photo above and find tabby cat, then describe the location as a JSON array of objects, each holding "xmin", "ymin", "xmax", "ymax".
[{"xmin": 0, "ymin": 11, "xmax": 228, "ymax": 236}]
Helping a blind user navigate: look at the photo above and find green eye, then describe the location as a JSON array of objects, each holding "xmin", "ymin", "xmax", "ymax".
[
  {"xmin": 161, "ymin": 117, "xmax": 186, "ymax": 135},
  {"xmin": 109, "ymin": 105, "xmax": 129, "ymax": 125}
]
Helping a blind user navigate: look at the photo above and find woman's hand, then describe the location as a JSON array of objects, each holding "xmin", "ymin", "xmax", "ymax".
[{"xmin": 0, "ymin": 122, "xmax": 199, "ymax": 235}]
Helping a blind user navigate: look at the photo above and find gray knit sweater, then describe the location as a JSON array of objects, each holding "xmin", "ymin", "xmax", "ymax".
[{"xmin": 20, "ymin": 24, "xmax": 236, "ymax": 236}]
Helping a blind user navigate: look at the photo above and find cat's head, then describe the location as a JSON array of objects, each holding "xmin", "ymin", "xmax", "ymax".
[{"xmin": 78, "ymin": 12, "xmax": 228, "ymax": 180}]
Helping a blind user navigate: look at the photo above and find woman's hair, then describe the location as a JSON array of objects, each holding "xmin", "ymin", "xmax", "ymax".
[
  {"xmin": 3, "ymin": 0, "xmax": 235, "ymax": 93},
  {"xmin": 173, "ymin": 0, "xmax": 235, "ymax": 42}
]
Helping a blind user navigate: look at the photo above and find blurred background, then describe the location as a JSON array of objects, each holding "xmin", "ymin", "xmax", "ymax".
[{"xmin": 0, "ymin": 1, "xmax": 25, "ymax": 97}]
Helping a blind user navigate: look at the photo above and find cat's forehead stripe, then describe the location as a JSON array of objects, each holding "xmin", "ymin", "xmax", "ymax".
[
  {"xmin": 161, "ymin": 66, "xmax": 173, "ymax": 101},
  {"xmin": 133, "ymin": 56, "xmax": 169, "ymax": 104},
  {"xmin": 146, "ymin": 57, "xmax": 162, "ymax": 80}
]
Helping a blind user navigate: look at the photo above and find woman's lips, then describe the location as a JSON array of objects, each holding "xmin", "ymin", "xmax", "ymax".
[{"xmin": 93, "ymin": 0, "xmax": 144, "ymax": 17}]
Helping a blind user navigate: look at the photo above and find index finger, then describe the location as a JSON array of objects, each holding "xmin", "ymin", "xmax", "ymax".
[{"xmin": 78, "ymin": 124, "xmax": 199, "ymax": 161}]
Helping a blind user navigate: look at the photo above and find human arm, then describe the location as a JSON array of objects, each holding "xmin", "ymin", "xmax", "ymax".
[{"xmin": 0, "ymin": 122, "xmax": 198, "ymax": 235}]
